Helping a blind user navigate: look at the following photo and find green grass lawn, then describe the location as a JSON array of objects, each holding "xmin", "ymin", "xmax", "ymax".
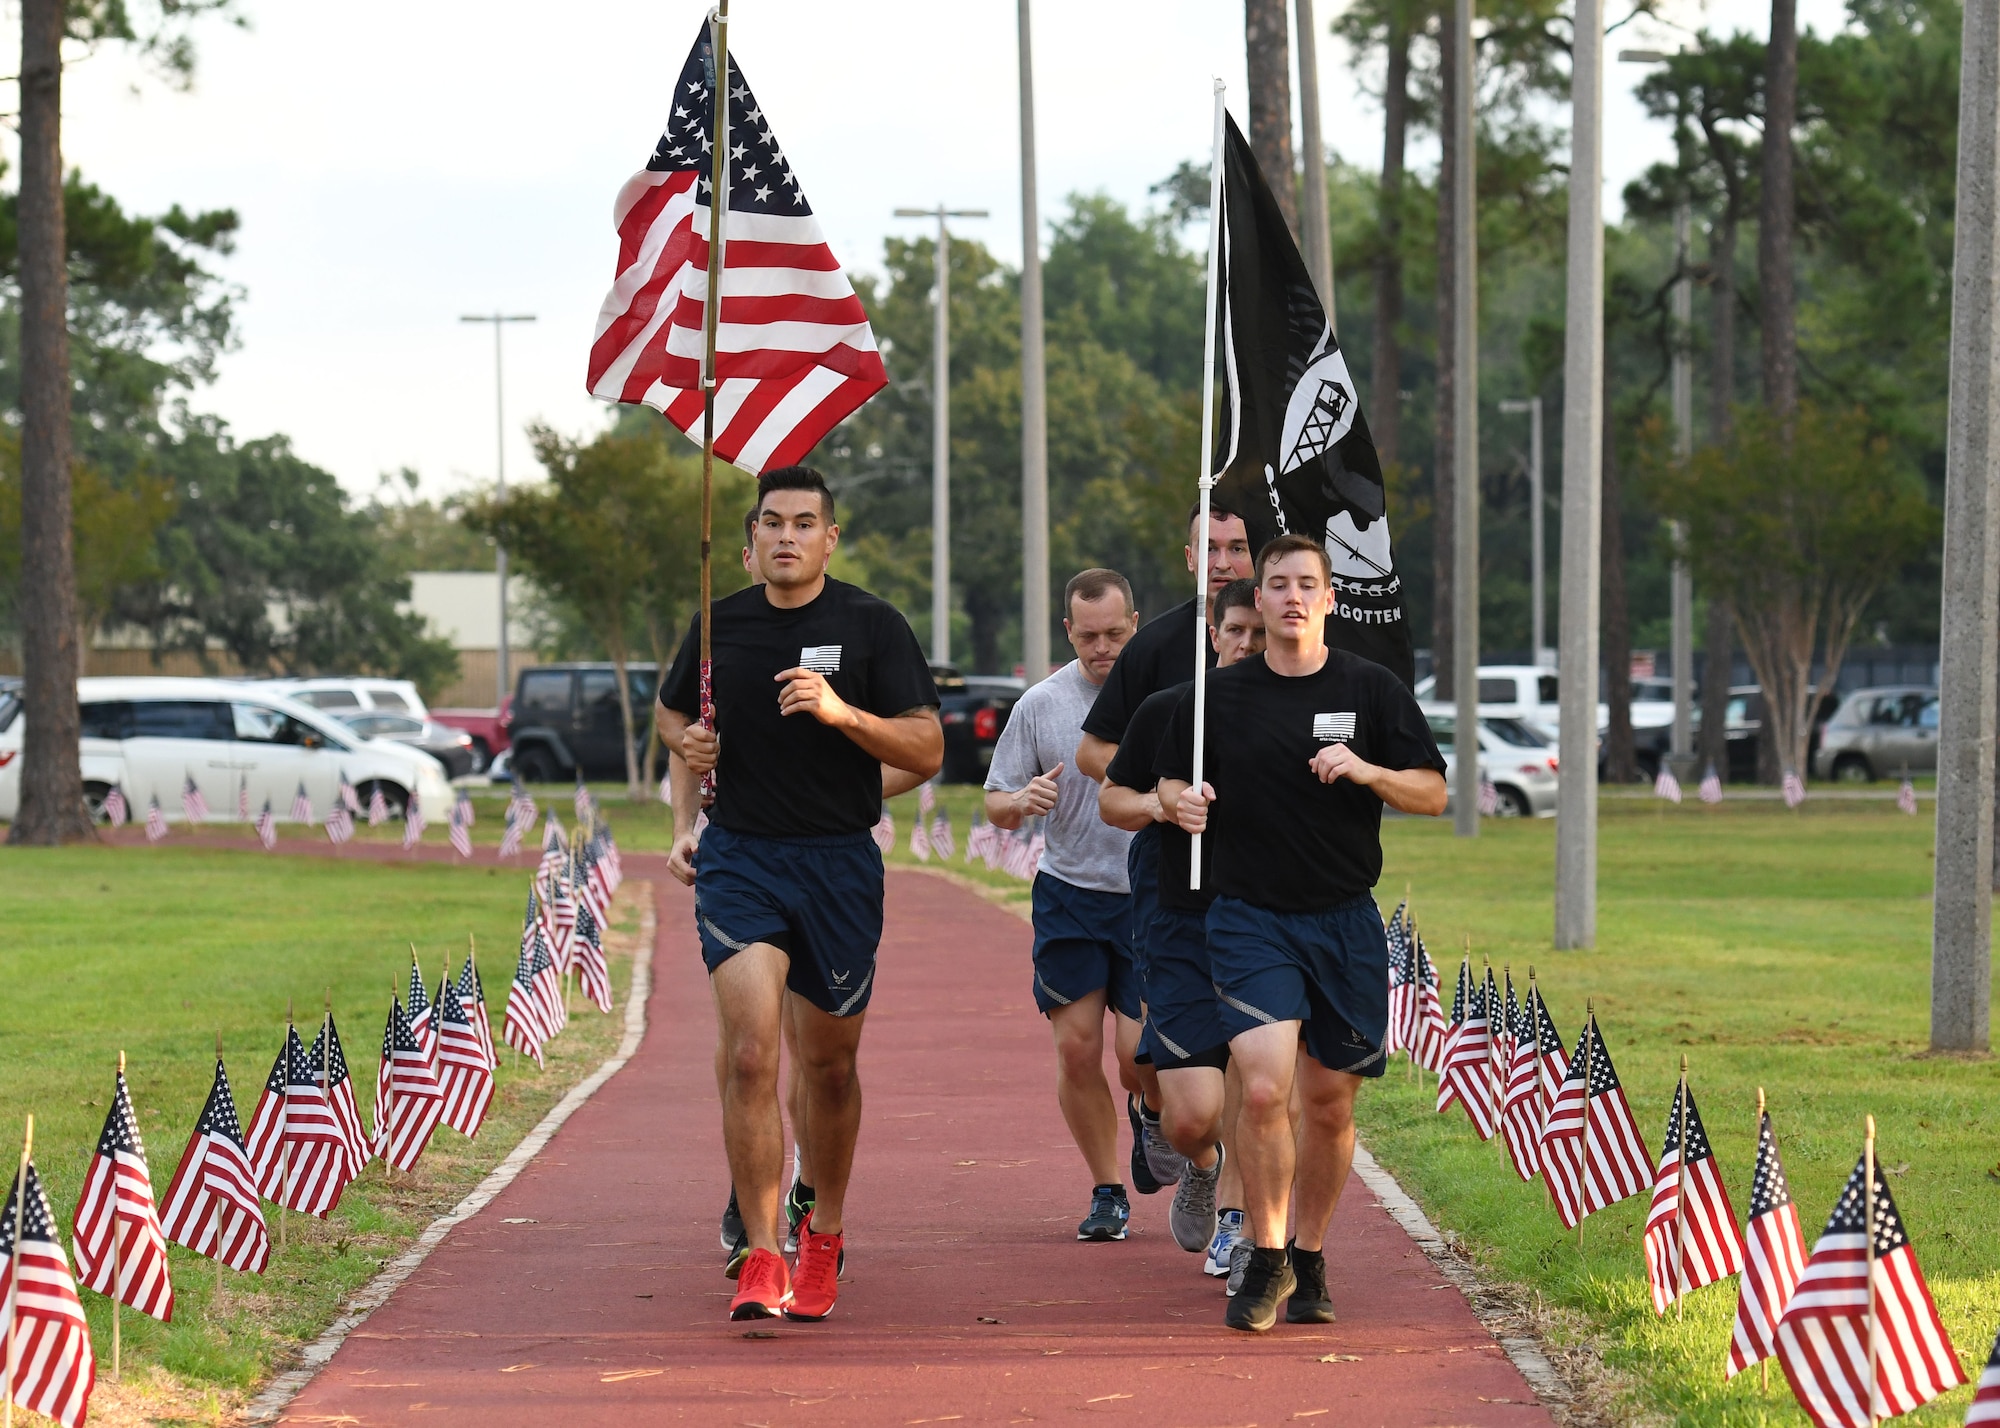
[{"xmin": 0, "ymin": 845, "xmax": 638, "ymax": 1420}]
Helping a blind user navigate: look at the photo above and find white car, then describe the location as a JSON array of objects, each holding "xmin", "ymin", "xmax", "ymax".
[
  {"xmin": 1420, "ymin": 704, "xmax": 1561, "ymax": 818},
  {"xmin": 249, "ymin": 676, "xmax": 431, "ymax": 721},
  {"xmin": 0, "ymin": 677, "xmax": 455, "ymax": 824},
  {"xmin": 1415, "ymin": 663, "xmax": 1674, "ymax": 740}
]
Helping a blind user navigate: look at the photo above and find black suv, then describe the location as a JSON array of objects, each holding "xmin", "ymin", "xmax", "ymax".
[
  {"xmin": 504, "ymin": 663, "xmax": 659, "ymax": 783},
  {"xmin": 933, "ymin": 664, "xmax": 1022, "ymax": 784}
]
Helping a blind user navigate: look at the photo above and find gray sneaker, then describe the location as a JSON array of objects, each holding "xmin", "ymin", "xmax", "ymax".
[
  {"xmin": 1226, "ymin": 1238, "xmax": 1253, "ymax": 1297},
  {"xmin": 1142, "ymin": 1113, "xmax": 1188, "ymax": 1188},
  {"xmin": 1168, "ymin": 1144, "xmax": 1222, "ymax": 1252}
]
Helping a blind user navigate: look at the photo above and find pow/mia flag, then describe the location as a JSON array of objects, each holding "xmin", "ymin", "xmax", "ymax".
[{"xmin": 1210, "ymin": 113, "xmax": 1414, "ymax": 688}]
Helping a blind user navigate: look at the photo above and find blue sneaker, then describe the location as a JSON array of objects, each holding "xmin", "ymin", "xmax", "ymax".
[
  {"xmin": 1205, "ymin": 1208, "xmax": 1246, "ymax": 1278},
  {"xmin": 1077, "ymin": 1183, "xmax": 1130, "ymax": 1241}
]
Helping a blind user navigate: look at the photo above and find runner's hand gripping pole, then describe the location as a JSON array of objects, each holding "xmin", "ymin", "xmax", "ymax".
[
  {"xmin": 1189, "ymin": 78, "xmax": 1227, "ymax": 891},
  {"xmin": 696, "ymin": 0, "xmax": 732, "ymax": 806}
]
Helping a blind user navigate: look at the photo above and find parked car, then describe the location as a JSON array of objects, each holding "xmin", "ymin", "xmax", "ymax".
[
  {"xmin": 253, "ymin": 676, "xmax": 430, "ymax": 719},
  {"xmin": 431, "ymin": 700, "xmax": 512, "ymax": 766},
  {"xmin": 1721, "ymin": 685, "xmax": 1842, "ymax": 782},
  {"xmin": 0, "ymin": 677, "xmax": 454, "ymax": 823},
  {"xmin": 503, "ymin": 664, "xmax": 659, "ymax": 783},
  {"xmin": 336, "ymin": 710, "xmax": 484, "ymax": 780},
  {"xmin": 1812, "ymin": 685, "xmax": 1939, "ymax": 782},
  {"xmin": 1420, "ymin": 706, "xmax": 1561, "ymax": 817},
  {"xmin": 932, "ymin": 664, "xmax": 1020, "ymax": 784}
]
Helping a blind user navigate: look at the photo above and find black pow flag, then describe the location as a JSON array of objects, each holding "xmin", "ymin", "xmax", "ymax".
[{"xmin": 1210, "ymin": 114, "xmax": 1414, "ymax": 688}]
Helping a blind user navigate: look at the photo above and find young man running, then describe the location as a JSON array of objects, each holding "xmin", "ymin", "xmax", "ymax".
[
  {"xmin": 662, "ymin": 466, "xmax": 942, "ymax": 1322},
  {"xmin": 984, "ymin": 569, "xmax": 1150, "ymax": 1241},
  {"xmin": 1098, "ymin": 578, "xmax": 1263, "ymax": 1263},
  {"xmin": 1157, "ymin": 535, "xmax": 1445, "ymax": 1332}
]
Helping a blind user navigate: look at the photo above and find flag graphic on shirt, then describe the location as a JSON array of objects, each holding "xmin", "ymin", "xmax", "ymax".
[
  {"xmin": 305, "ymin": 1015, "xmax": 371, "ymax": 1185},
  {"xmin": 182, "ymin": 771, "xmax": 208, "ymax": 824},
  {"xmin": 71, "ymin": 1068, "xmax": 174, "ymax": 1323},
  {"xmin": 1728, "ymin": 1107, "xmax": 1810, "ymax": 1379},
  {"xmin": 1643, "ymin": 1077, "xmax": 1746, "ymax": 1314},
  {"xmin": 158, "ymin": 1056, "xmax": 269, "ymax": 1274},
  {"xmin": 0, "ymin": 1158, "xmax": 95, "ymax": 1428},
  {"xmin": 585, "ymin": 23, "xmax": 889, "ymax": 473},
  {"xmin": 1539, "ymin": 1011, "xmax": 1651, "ymax": 1229},
  {"xmin": 1774, "ymin": 1149, "xmax": 1963, "ymax": 1428},
  {"xmin": 373, "ymin": 996, "xmax": 445, "ymax": 1172}
]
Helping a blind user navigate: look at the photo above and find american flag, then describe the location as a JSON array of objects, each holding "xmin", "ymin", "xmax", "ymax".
[
  {"xmin": 1477, "ymin": 776, "xmax": 1500, "ymax": 817},
  {"xmin": 70, "ymin": 1068, "xmax": 174, "ymax": 1323},
  {"xmin": 338, "ymin": 770, "xmax": 360, "ymax": 814},
  {"xmin": 535, "ymin": 926, "xmax": 568, "ymax": 1036},
  {"xmin": 918, "ymin": 781, "xmax": 937, "ymax": 818},
  {"xmin": 1643, "ymin": 1076, "xmax": 1745, "ymax": 1314},
  {"xmin": 158, "ymin": 1057, "xmax": 268, "ymax": 1275},
  {"xmin": 255, "ymin": 798, "xmax": 277, "ymax": 850},
  {"xmin": 103, "ymin": 786, "xmax": 127, "ymax": 828},
  {"xmin": 0, "ymin": 1156, "xmax": 94, "ymax": 1428},
  {"xmin": 1728, "ymin": 1106, "xmax": 1810, "ymax": 1380},
  {"xmin": 457, "ymin": 951, "xmax": 495, "ymax": 1067},
  {"xmin": 508, "ymin": 781, "xmax": 538, "ymax": 839},
  {"xmin": 1774, "ymin": 1148, "xmax": 1964, "ymax": 1427},
  {"xmin": 1539, "ymin": 1011, "xmax": 1651, "ymax": 1229},
  {"xmin": 1499, "ymin": 985, "xmax": 1546, "ymax": 1181},
  {"xmin": 1699, "ymin": 763, "xmax": 1724, "ymax": 804},
  {"xmin": 1411, "ymin": 935, "xmax": 1448, "ymax": 1073},
  {"xmin": 1896, "ymin": 779, "xmax": 1918, "ymax": 816},
  {"xmin": 573, "ymin": 773, "xmax": 590, "ymax": 824},
  {"xmin": 324, "ymin": 804, "xmax": 354, "ymax": 846},
  {"xmin": 929, "ymin": 811, "xmax": 955, "ymax": 861},
  {"xmin": 503, "ymin": 933, "xmax": 554, "ymax": 1067},
  {"xmin": 448, "ymin": 797, "xmax": 472, "ymax": 859},
  {"xmin": 305, "ymin": 1016, "xmax": 371, "ymax": 1185},
  {"xmin": 872, "ymin": 810, "xmax": 895, "ymax": 853},
  {"xmin": 406, "ymin": 957, "xmax": 437, "ymax": 1061},
  {"xmin": 1437, "ymin": 958, "xmax": 1495, "ymax": 1138},
  {"xmin": 372, "ymin": 996, "xmax": 445, "ymax": 1172},
  {"xmin": 237, "ymin": 772, "xmax": 251, "ymax": 822},
  {"xmin": 909, "ymin": 812, "xmax": 932, "ymax": 862},
  {"xmin": 367, "ymin": 786, "xmax": 389, "ymax": 827},
  {"xmin": 1968, "ymin": 1325, "xmax": 2000, "ymax": 1426},
  {"xmin": 586, "ymin": 25, "xmax": 888, "ymax": 473},
  {"xmin": 1485, "ymin": 964, "xmax": 1509, "ymax": 1114},
  {"xmin": 402, "ymin": 792, "xmax": 425, "ymax": 850},
  {"xmin": 498, "ymin": 806, "xmax": 525, "ymax": 860},
  {"xmin": 435, "ymin": 979, "xmax": 496, "ymax": 1139},
  {"xmin": 182, "ymin": 771, "xmax": 207, "ymax": 824},
  {"xmin": 243, "ymin": 1025, "xmax": 348, "ymax": 1217},
  {"xmin": 1783, "ymin": 769, "xmax": 1807, "ymax": 809},
  {"xmin": 1382, "ymin": 902, "xmax": 1411, "ymax": 1057},
  {"xmin": 291, "ymin": 780, "xmax": 313, "ymax": 824},
  {"xmin": 1654, "ymin": 765, "xmax": 1682, "ymax": 804},
  {"xmin": 460, "ymin": 789, "xmax": 477, "ymax": 827},
  {"xmin": 145, "ymin": 795, "xmax": 167, "ymax": 843},
  {"xmin": 537, "ymin": 818, "xmax": 567, "ymax": 881},
  {"xmin": 572, "ymin": 902, "xmax": 613, "ymax": 1013}
]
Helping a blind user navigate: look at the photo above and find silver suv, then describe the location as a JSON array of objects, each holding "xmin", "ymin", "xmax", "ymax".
[{"xmin": 1812, "ymin": 686, "xmax": 1938, "ymax": 782}]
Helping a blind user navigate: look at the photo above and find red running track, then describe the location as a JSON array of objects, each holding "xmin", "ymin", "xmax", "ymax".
[{"xmin": 279, "ymin": 863, "xmax": 1553, "ymax": 1426}]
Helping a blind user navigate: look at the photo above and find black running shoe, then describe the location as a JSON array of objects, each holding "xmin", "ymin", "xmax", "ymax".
[
  {"xmin": 1126, "ymin": 1094, "xmax": 1163, "ymax": 1195},
  {"xmin": 720, "ymin": 1187, "xmax": 744, "ymax": 1252},
  {"xmin": 1225, "ymin": 1246, "xmax": 1295, "ymax": 1333},
  {"xmin": 1077, "ymin": 1184, "xmax": 1131, "ymax": 1241},
  {"xmin": 784, "ymin": 1180, "xmax": 815, "ymax": 1255},
  {"xmin": 1285, "ymin": 1242, "xmax": 1336, "ymax": 1324},
  {"xmin": 723, "ymin": 1228, "xmax": 751, "ymax": 1280}
]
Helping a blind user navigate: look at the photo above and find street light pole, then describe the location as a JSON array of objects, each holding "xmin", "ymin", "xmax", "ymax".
[
  {"xmin": 460, "ymin": 312, "xmax": 536, "ymax": 707},
  {"xmin": 1018, "ymin": 0, "xmax": 1050, "ymax": 686},
  {"xmin": 1499, "ymin": 397, "xmax": 1548, "ymax": 666},
  {"xmin": 1450, "ymin": 0, "xmax": 1480, "ymax": 839},
  {"xmin": 894, "ymin": 205, "xmax": 989, "ymax": 668}
]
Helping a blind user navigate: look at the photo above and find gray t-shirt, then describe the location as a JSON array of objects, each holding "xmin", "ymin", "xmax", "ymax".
[{"xmin": 985, "ymin": 660, "xmax": 1133, "ymax": 893}]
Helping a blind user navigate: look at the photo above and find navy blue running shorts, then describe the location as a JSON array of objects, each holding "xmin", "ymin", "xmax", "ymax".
[
  {"xmin": 1029, "ymin": 873, "xmax": 1143, "ymax": 1021},
  {"xmin": 1204, "ymin": 893, "xmax": 1389, "ymax": 1077},
  {"xmin": 1125, "ymin": 823, "xmax": 1161, "ymax": 975},
  {"xmin": 693, "ymin": 822, "xmax": 885, "ymax": 1017},
  {"xmin": 1142, "ymin": 904, "xmax": 1229, "ymax": 1072}
]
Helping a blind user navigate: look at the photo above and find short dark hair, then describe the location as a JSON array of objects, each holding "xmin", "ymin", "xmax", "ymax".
[
  {"xmin": 756, "ymin": 465, "xmax": 836, "ymax": 523},
  {"xmin": 1212, "ymin": 577, "xmax": 1259, "ymax": 624},
  {"xmin": 1186, "ymin": 497, "xmax": 1246, "ymax": 531},
  {"xmin": 1064, "ymin": 567, "xmax": 1134, "ymax": 620},
  {"xmin": 742, "ymin": 506, "xmax": 758, "ymax": 543},
  {"xmin": 1257, "ymin": 534, "xmax": 1332, "ymax": 584}
]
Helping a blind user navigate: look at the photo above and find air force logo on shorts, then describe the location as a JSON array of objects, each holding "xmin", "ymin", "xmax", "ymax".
[
  {"xmin": 799, "ymin": 644, "xmax": 843, "ymax": 674},
  {"xmin": 1312, "ymin": 712, "xmax": 1357, "ymax": 743}
]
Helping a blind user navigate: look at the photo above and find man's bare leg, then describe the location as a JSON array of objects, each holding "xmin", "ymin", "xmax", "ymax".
[
  {"xmin": 1048, "ymin": 991, "xmax": 1120, "ymax": 1185},
  {"xmin": 1156, "ymin": 1065, "xmax": 1224, "ymax": 1170},
  {"xmin": 783, "ymin": 992, "xmax": 815, "ymax": 1188},
  {"xmin": 1227, "ymin": 1019, "xmax": 1304, "ymax": 1248},
  {"xmin": 791, "ymin": 999, "xmax": 868, "ymax": 1236},
  {"xmin": 710, "ymin": 941, "xmax": 789, "ymax": 1253},
  {"xmin": 1112, "ymin": 1009, "xmax": 1157, "ymax": 1107},
  {"xmin": 1217, "ymin": 1059, "xmax": 1246, "ymax": 1207},
  {"xmin": 1289, "ymin": 1058, "xmax": 1362, "ymax": 1254}
]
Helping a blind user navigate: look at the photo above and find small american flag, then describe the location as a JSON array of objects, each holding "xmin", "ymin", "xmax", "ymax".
[
  {"xmin": 1967, "ymin": 1325, "xmax": 2000, "ymax": 1426},
  {"xmin": 1728, "ymin": 1107, "xmax": 1809, "ymax": 1379},
  {"xmin": 1643, "ymin": 1076, "xmax": 1745, "ymax": 1314},
  {"xmin": 71, "ymin": 1067, "xmax": 175, "ymax": 1324},
  {"xmin": 1539, "ymin": 1011, "xmax": 1652, "ymax": 1229},
  {"xmin": 237, "ymin": 772, "xmax": 250, "ymax": 822},
  {"xmin": 0, "ymin": 1157, "xmax": 95, "ymax": 1428},
  {"xmin": 145, "ymin": 794, "xmax": 168, "ymax": 842},
  {"xmin": 1782, "ymin": 769, "xmax": 1807, "ymax": 809},
  {"xmin": 243, "ymin": 1025, "xmax": 348, "ymax": 1217},
  {"xmin": 402, "ymin": 792, "xmax": 425, "ymax": 850},
  {"xmin": 373, "ymin": 996, "xmax": 445, "ymax": 1172},
  {"xmin": 537, "ymin": 818, "xmax": 568, "ymax": 881},
  {"xmin": 498, "ymin": 807, "xmax": 525, "ymax": 860},
  {"xmin": 338, "ymin": 770, "xmax": 360, "ymax": 814},
  {"xmin": 1382, "ymin": 902, "xmax": 1410, "ymax": 1057},
  {"xmin": 457, "ymin": 951, "xmax": 495, "ymax": 1067},
  {"xmin": 585, "ymin": 24, "xmax": 888, "ymax": 474},
  {"xmin": 460, "ymin": 789, "xmax": 477, "ymax": 827},
  {"xmin": 367, "ymin": 786, "xmax": 389, "ymax": 827},
  {"xmin": 1654, "ymin": 765, "xmax": 1682, "ymax": 804},
  {"xmin": 1896, "ymin": 778, "xmax": 1918, "ymax": 816},
  {"xmin": 1411, "ymin": 936, "xmax": 1448, "ymax": 1073},
  {"xmin": 407, "ymin": 958, "xmax": 437, "ymax": 1060},
  {"xmin": 306, "ymin": 1016, "xmax": 371, "ymax": 1186},
  {"xmin": 255, "ymin": 798, "xmax": 277, "ymax": 850},
  {"xmin": 435, "ymin": 978, "xmax": 496, "ymax": 1138},
  {"xmin": 1774, "ymin": 1148, "xmax": 1964, "ymax": 1427},
  {"xmin": 909, "ymin": 812, "xmax": 932, "ymax": 862},
  {"xmin": 966, "ymin": 818, "xmax": 999, "ymax": 868},
  {"xmin": 1436, "ymin": 959, "xmax": 1496, "ymax": 1138},
  {"xmin": 1699, "ymin": 763, "xmax": 1724, "ymax": 804},
  {"xmin": 324, "ymin": 804, "xmax": 354, "ymax": 845},
  {"xmin": 572, "ymin": 902, "xmax": 613, "ymax": 1013},
  {"xmin": 929, "ymin": 811, "xmax": 955, "ymax": 861},
  {"xmin": 1477, "ymin": 776, "xmax": 1499, "ymax": 816},
  {"xmin": 103, "ymin": 786, "xmax": 127, "ymax": 828},
  {"xmin": 182, "ymin": 771, "xmax": 208, "ymax": 823},
  {"xmin": 871, "ymin": 810, "xmax": 895, "ymax": 853},
  {"xmin": 508, "ymin": 781, "xmax": 538, "ymax": 837},
  {"xmin": 1486, "ymin": 964, "xmax": 1510, "ymax": 1114},
  {"xmin": 573, "ymin": 774, "xmax": 589, "ymax": 822},
  {"xmin": 291, "ymin": 781, "xmax": 314, "ymax": 824},
  {"xmin": 917, "ymin": 781, "xmax": 937, "ymax": 818},
  {"xmin": 448, "ymin": 798, "xmax": 472, "ymax": 859},
  {"xmin": 158, "ymin": 1056, "xmax": 269, "ymax": 1274},
  {"xmin": 1499, "ymin": 985, "xmax": 1547, "ymax": 1181},
  {"xmin": 504, "ymin": 894, "xmax": 556, "ymax": 1066}
]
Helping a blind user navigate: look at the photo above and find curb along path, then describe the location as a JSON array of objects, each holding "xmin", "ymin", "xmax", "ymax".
[{"xmin": 272, "ymin": 866, "xmax": 1555, "ymax": 1426}]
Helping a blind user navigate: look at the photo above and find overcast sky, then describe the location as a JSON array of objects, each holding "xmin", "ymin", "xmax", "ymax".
[{"xmin": 34, "ymin": 0, "xmax": 1849, "ymax": 504}]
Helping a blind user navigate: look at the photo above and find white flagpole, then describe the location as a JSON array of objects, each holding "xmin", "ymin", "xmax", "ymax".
[{"xmin": 1189, "ymin": 79, "xmax": 1227, "ymax": 892}]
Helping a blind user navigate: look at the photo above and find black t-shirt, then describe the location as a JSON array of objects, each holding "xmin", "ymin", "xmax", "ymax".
[
  {"xmin": 1154, "ymin": 649, "xmax": 1445, "ymax": 912},
  {"xmin": 1080, "ymin": 597, "xmax": 1214, "ymax": 745},
  {"xmin": 1104, "ymin": 682, "xmax": 1214, "ymax": 913},
  {"xmin": 662, "ymin": 578, "xmax": 938, "ymax": 838}
]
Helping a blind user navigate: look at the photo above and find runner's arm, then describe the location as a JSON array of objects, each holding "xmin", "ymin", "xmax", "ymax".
[
  {"xmin": 1309, "ymin": 744, "xmax": 1448, "ymax": 815},
  {"xmin": 882, "ymin": 763, "xmax": 928, "ymax": 798},
  {"xmin": 774, "ymin": 667, "xmax": 943, "ymax": 778},
  {"xmin": 1097, "ymin": 776, "xmax": 1164, "ymax": 832},
  {"xmin": 657, "ymin": 705, "xmax": 717, "ymax": 776},
  {"xmin": 657, "ymin": 709, "xmax": 704, "ymax": 886},
  {"xmin": 1075, "ymin": 733, "xmax": 1117, "ymax": 782},
  {"xmin": 1156, "ymin": 777, "xmax": 1214, "ymax": 835}
]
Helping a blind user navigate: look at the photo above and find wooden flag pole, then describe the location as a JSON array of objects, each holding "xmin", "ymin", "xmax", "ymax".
[
  {"xmin": 386, "ymin": 985, "xmax": 400, "ymax": 1183},
  {"xmin": 1187, "ymin": 76, "xmax": 1227, "ymax": 893},
  {"xmin": 215, "ymin": 1033, "xmax": 225, "ymax": 1300},
  {"xmin": 695, "ymin": 0, "xmax": 732, "ymax": 805},
  {"xmin": 112, "ymin": 1051, "xmax": 124, "ymax": 1382},
  {"xmin": 1672, "ymin": 1054, "xmax": 1690, "ymax": 1319},
  {"xmin": 1863, "ymin": 1113, "xmax": 1880, "ymax": 1428},
  {"xmin": 1756, "ymin": 1085, "xmax": 1769, "ymax": 1392},
  {"xmin": 1577, "ymin": 1002, "xmax": 1594, "ymax": 1250},
  {"xmin": 6, "ymin": 1116, "xmax": 32, "ymax": 1428},
  {"xmin": 279, "ymin": 1001, "xmax": 292, "ymax": 1251}
]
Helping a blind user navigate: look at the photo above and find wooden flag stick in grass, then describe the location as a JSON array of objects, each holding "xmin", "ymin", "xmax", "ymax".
[
  {"xmin": 110, "ymin": 1051, "xmax": 122, "ymax": 1382},
  {"xmin": 1672, "ymin": 1054, "xmax": 1689, "ymax": 1320},
  {"xmin": 1863, "ymin": 1113, "xmax": 1879, "ymax": 1427},
  {"xmin": 1757, "ymin": 1085, "xmax": 1769, "ymax": 1393},
  {"xmin": 5, "ymin": 1114, "xmax": 32, "ymax": 1428},
  {"xmin": 1578, "ymin": 1001, "xmax": 1593, "ymax": 1250},
  {"xmin": 280, "ymin": 1000, "xmax": 291, "ymax": 1252},
  {"xmin": 215, "ymin": 1032, "xmax": 225, "ymax": 1301}
]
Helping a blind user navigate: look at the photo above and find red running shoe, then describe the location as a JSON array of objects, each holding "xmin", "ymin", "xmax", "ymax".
[
  {"xmin": 785, "ymin": 1212, "xmax": 842, "ymax": 1321},
  {"xmin": 728, "ymin": 1247, "xmax": 792, "ymax": 1320}
]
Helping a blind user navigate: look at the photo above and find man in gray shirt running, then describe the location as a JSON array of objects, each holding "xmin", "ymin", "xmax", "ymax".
[{"xmin": 987, "ymin": 569, "xmax": 1180, "ymax": 1242}]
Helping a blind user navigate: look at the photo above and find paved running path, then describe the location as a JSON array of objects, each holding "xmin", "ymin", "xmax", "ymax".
[{"xmin": 278, "ymin": 863, "xmax": 1554, "ymax": 1426}]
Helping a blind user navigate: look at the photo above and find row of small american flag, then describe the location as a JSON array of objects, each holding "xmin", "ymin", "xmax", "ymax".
[
  {"xmin": 1650, "ymin": 764, "xmax": 1921, "ymax": 815},
  {"xmin": 1378, "ymin": 900, "xmax": 1991, "ymax": 1428},
  {"xmin": 873, "ymin": 783, "xmax": 1045, "ymax": 880},
  {"xmin": 498, "ymin": 808, "xmax": 623, "ymax": 1068}
]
